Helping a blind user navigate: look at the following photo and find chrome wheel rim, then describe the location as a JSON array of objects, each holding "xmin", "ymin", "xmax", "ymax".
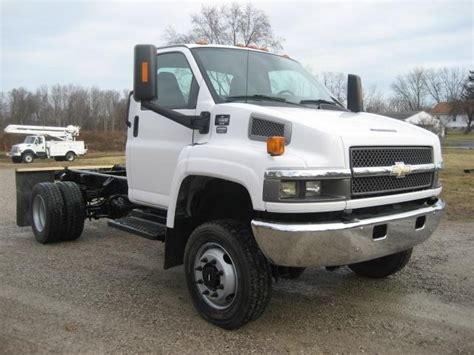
[
  {"xmin": 32, "ymin": 195, "xmax": 46, "ymax": 232},
  {"xmin": 25, "ymin": 155, "xmax": 33, "ymax": 163},
  {"xmin": 66, "ymin": 154, "xmax": 73, "ymax": 161},
  {"xmin": 194, "ymin": 242, "xmax": 237, "ymax": 310}
]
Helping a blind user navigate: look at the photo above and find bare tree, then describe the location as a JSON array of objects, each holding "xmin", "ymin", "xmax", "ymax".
[
  {"xmin": 424, "ymin": 67, "xmax": 465, "ymax": 103},
  {"xmin": 390, "ymin": 67, "xmax": 427, "ymax": 111},
  {"xmin": 164, "ymin": 3, "xmax": 283, "ymax": 50},
  {"xmin": 364, "ymin": 85, "xmax": 388, "ymax": 113},
  {"xmin": 317, "ymin": 72, "xmax": 347, "ymax": 104}
]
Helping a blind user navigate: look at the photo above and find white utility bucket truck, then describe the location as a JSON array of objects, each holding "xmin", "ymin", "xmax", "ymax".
[
  {"xmin": 13, "ymin": 43, "xmax": 445, "ymax": 329},
  {"xmin": 5, "ymin": 124, "xmax": 87, "ymax": 163}
]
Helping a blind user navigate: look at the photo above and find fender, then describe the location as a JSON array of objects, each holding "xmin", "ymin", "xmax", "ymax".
[{"xmin": 166, "ymin": 155, "xmax": 263, "ymax": 227}]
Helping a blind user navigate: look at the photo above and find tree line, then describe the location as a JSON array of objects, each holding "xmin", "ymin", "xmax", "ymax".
[
  {"xmin": 1, "ymin": 3, "xmax": 471, "ymax": 133},
  {"xmin": 0, "ymin": 85, "xmax": 129, "ymax": 131}
]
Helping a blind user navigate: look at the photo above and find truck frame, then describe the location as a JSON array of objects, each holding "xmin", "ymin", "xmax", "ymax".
[{"xmin": 14, "ymin": 43, "xmax": 445, "ymax": 330}]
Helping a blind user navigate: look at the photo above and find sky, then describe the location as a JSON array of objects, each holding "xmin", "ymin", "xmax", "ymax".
[{"xmin": 1, "ymin": 0, "xmax": 473, "ymax": 94}]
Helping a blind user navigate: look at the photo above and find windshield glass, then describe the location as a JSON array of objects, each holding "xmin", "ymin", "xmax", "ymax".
[
  {"xmin": 24, "ymin": 136, "xmax": 36, "ymax": 144},
  {"xmin": 192, "ymin": 47, "xmax": 341, "ymax": 107}
]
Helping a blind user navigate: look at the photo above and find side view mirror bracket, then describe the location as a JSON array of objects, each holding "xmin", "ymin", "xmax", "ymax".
[{"xmin": 141, "ymin": 101, "xmax": 210, "ymax": 134}]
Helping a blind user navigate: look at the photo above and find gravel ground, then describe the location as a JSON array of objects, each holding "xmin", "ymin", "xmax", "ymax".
[{"xmin": 0, "ymin": 168, "xmax": 473, "ymax": 354}]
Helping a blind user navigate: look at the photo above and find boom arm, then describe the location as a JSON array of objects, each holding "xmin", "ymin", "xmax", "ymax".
[{"xmin": 4, "ymin": 125, "xmax": 80, "ymax": 141}]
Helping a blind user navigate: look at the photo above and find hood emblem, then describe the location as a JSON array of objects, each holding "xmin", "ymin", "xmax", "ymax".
[{"xmin": 391, "ymin": 162, "xmax": 411, "ymax": 178}]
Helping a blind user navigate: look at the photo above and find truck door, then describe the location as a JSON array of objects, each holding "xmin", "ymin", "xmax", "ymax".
[
  {"xmin": 36, "ymin": 136, "xmax": 46, "ymax": 157},
  {"xmin": 127, "ymin": 50, "xmax": 200, "ymax": 208}
]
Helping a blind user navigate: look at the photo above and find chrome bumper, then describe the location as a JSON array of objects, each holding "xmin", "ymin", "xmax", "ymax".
[{"xmin": 251, "ymin": 199, "xmax": 445, "ymax": 267}]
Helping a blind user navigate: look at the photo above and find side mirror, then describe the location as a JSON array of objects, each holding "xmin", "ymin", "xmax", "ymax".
[
  {"xmin": 347, "ymin": 74, "xmax": 363, "ymax": 113},
  {"xmin": 133, "ymin": 44, "xmax": 157, "ymax": 101}
]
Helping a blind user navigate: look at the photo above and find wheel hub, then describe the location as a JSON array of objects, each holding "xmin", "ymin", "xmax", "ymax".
[
  {"xmin": 194, "ymin": 243, "xmax": 237, "ymax": 310},
  {"xmin": 202, "ymin": 265, "xmax": 220, "ymax": 289}
]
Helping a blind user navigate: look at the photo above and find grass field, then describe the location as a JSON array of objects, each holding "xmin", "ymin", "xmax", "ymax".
[
  {"xmin": 440, "ymin": 149, "xmax": 474, "ymax": 221},
  {"xmin": 0, "ymin": 148, "xmax": 472, "ymax": 221}
]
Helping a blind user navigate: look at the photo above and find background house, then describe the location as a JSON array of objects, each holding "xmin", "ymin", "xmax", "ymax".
[
  {"xmin": 382, "ymin": 111, "xmax": 441, "ymax": 136},
  {"xmin": 431, "ymin": 102, "xmax": 468, "ymax": 135}
]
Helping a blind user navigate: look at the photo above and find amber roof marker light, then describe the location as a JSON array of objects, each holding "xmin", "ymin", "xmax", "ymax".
[{"xmin": 267, "ymin": 136, "xmax": 285, "ymax": 156}]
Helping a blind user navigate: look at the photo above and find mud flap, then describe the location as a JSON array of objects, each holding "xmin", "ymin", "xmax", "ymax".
[{"xmin": 16, "ymin": 170, "xmax": 55, "ymax": 227}]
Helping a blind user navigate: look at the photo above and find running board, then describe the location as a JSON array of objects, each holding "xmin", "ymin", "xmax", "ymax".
[{"xmin": 108, "ymin": 209, "xmax": 166, "ymax": 241}]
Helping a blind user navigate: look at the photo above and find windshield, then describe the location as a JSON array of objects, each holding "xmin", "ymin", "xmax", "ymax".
[
  {"xmin": 24, "ymin": 136, "xmax": 36, "ymax": 144},
  {"xmin": 192, "ymin": 47, "xmax": 342, "ymax": 108}
]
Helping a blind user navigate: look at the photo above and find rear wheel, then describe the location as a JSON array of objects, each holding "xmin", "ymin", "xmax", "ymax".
[
  {"xmin": 31, "ymin": 183, "xmax": 66, "ymax": 243},
  {"xmin": 22, "ymin": 151, "xmax": 35, "ymax": 164},
  {"xmin": 348, "ymin": 249, "xmax": 413, "ymax": 278},
  {"xmin": 184, "ymin": 220, "xmax": 272, "ymax": 330},
  {"xmin": 56, "ymin": 182, "xmax": 85, "ymax": 241},
  {"xmin": 65, "ymin": 151, "xmax": 76, "ymax": 162}
]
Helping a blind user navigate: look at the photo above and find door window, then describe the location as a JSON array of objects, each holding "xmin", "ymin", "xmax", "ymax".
[{"xmin": 155, "ymin": 52, "xmax": 199, "ymax": 109}]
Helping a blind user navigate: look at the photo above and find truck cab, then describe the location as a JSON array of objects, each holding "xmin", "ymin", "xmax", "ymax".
[{"xmin": 16, "ymin": 43, "xmax": 445, "ymax": 330}]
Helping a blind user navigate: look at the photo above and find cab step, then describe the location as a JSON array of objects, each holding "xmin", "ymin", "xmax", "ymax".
[{"xmin": 108, "ymin": 208, "xmax": 167, "ymax": 241}]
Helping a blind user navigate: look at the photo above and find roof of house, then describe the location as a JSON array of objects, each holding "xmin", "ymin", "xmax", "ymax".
[{"xmin": 431, "ymin": 102, "xmax": 453, "ymax": 115}]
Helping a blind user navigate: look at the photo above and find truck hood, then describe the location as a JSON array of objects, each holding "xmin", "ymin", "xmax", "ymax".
[
  {"xmin": 246, "ymin": 105, "xmax": 443, "ymax": 168},
  {"xmin": 260, "ymin": 106, "xmax": 438, "ymax": 145}
]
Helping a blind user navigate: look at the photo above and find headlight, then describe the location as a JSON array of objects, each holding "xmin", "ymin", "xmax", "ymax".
[
  {"xmin": 279, "ymin": 180, "xmax": 323, "ymax": 199},
  {"xmin": 280, "ymin": 181, "xmax": 297, "ymax": 199},
  {"xmin": 305, "ymin": 181, "xmax": 321, "ymax": 197}
]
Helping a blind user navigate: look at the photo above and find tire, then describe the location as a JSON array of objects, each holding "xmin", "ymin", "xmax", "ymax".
[
  {"xmin": 184, "ymin": 220, "xmax": 272, "ymax": 330},
  {"xmin": 11, "ymin": 156, "xmax": 22, "ymax": 164},
  {"xmin": 348, "ymin": 249, "xmax": 413, "ymax": 279},
  {"xmin": 30, "ymin": 182, "xmax": 67, "ymax": 243},
  {"xmin": 65, "ymin": 151, "xmax": 76, "ymax": 162},
  {"xmin": 56, "ymin": 182, "xmax": 85, "ymax": 241},
  {"xmin": 277, "ymin": 266, "xmax": 306, "ymax": 280},
  {"xmin": 22, "ymin": 151, "xmax": 35, "ymax": 164}
]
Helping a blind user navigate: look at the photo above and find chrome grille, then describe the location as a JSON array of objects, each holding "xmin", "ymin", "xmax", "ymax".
[
  {"xmin": 352, "ymin": 172, "xmax": 433, "ymax": 197},
  {"xmin": 351, "ymin": 146, "xmax": 433, "ymax": 168},
  {"xmin": 250, "ymin": 117, "xmax": 285, "ymax": 138},
  {"xmin": 351, "ymin": 146, "xmax": 434, "ymax": 198}
]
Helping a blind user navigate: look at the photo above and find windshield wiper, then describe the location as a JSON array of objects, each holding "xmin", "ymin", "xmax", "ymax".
[
  {"xmin": 226, "ymin": 95, "xmax": 304, "ymax": 107},
  {"xmin": 299, "ymin": 99, "xmax": 338, "ymax": 106}
]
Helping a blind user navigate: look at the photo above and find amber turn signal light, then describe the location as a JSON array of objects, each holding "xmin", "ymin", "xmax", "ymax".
[
  {"xmin": 267, "ymin": 136, "xmax": 285, "ymax": 156},
  {"xmin": 141, "ymin": 62, "xmax": 149, "ymax": 83}
]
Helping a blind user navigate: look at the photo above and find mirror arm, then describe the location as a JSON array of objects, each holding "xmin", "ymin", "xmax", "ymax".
[{"xmin": 141, "ymin": 101, "xmax": 210, "ymax": 134}]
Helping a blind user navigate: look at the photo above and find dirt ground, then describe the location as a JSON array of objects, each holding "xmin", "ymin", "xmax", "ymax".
[{"xmin": 0, "ymin": 168, "xmax": 473, "ymax": 354}]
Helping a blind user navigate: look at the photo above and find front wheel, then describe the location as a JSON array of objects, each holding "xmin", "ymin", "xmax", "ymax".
[
  {"xmin": 22, "ymin": 152, "xmax": 35, "ymax": 163},
  {"xmin": 348, "ymin": 249, "xmax": 413, "ymax": 278},
  {"xmin": 184, "ymin": 220, "xmax": 272, "ymax": 330}
]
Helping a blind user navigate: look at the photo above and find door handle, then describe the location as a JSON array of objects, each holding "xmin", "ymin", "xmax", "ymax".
[{"xmin": 133, "ymin": 115, "xmax": 139, "ymax": 137}]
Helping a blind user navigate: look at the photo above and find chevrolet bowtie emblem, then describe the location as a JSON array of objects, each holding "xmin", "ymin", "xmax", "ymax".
[{"xmin": 391, "ymin": 162, "xmax": 411, "ymax": 178}]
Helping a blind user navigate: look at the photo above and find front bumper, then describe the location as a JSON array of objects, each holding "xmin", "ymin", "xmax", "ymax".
[{"xmin": 251, "ymin": 199, "xmax": 445, "ymax": 267}]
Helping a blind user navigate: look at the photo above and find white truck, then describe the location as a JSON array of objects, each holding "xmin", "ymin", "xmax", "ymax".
[
  {"xmin": 14, "ymin": 43, "xmax": 445, "ymax": 329},
  {"xmin": 5, "ymin": 124, "xmax": 87, "ymax": 163}
]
